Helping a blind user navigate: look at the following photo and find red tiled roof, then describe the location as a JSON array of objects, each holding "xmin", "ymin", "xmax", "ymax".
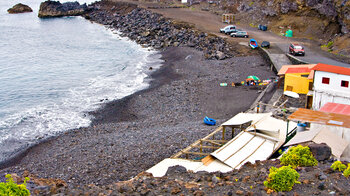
[
  {"xmin": 278, "ymin": 64, "xmax": 316, "ymax": 76},
  {"xmin": 285, "ymin": 67, "xmax": 311, "ymax": 74},
  {"xmin": 312, "ymin": 63, "xmax": 350, "ymax": 76},
  {"xmin": 319, "ymin": 102, "xmax": 350, "ymax": 116}
]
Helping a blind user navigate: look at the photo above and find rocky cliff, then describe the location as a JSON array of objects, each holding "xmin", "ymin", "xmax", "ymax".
[
  {"xmin": 220, "ymin": 0, "xmax": 350, "ymax": 35},
  {"xmin": 7, "ymin": 3, "xmax": 33, "ymax": 14},
  {"xmin": 38, "ymin": 1, "xmax": 87, "ymax": 18},
  {"xmin": 198, "ymin": 0, "xmax": 349, "ymax": 56}
]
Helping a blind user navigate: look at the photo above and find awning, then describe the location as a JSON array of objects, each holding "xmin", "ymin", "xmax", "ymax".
[
  {"xmin": 210, "ymin": 131, "xmax": 279, "ymax": 169},
  {"xmin": 246, "ymin": 116, "xmax": 297, "ymax": 139},
  {"xmin": 222, "ymin": 112, "xmax": 271, "ymax": 126},
  {"xmin": 285, "ymin": 127, "xmax": 349, "ymax": 158},
  {"xmin": 288, "ymin": 108, "xmax": 350, "ymax": 128}
]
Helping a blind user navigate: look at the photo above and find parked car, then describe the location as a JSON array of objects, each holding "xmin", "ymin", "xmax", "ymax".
[
  {"xmin": 261, "ymin": 41, "xmax": 270, "ymax": 48},
  {"xmin": 234, "ymin": 31, "xmax": 249, "ymax": 38},
  {"xmin": 258, "ymin": 24, "xmax": 268, "ymax": 31},
  {"xmin": 220, "ymin": 25, "xmax": 236, "ymax": 34},
  {"xmin": 230, "ymin": 29, "xmax": 242, "ymax": 37},
  {"xmin": 289, "ymin": 43, "xmax": 305, "ymax": 56}
]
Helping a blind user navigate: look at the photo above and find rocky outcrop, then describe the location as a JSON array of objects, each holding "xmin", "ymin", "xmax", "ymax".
[
  {"xmin": 7, "ymin": 3, "xmax": 33, "ymax": 14},
  {"xmin": 308, "ymin": 143, "xmax": 332, "ymax": 161},
  {"xmin": 223, "ymin": 0, "xmax": 350, "ymax": 35},
  {"xmin": 38, "ymin": 0, "xmax": 87, "ymax": 18},
  {"xmin": 84, "ymin": 1, "xmax": 236, "ymax": 60}
]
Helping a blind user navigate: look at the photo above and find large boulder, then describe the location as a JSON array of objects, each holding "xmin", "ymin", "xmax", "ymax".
[
  {"xmin": 308, "ymin": 143, "xmax": 332, "ymax": 161},
  {"xmin": 7, "ymin": 3, "xmax": 33, "ymax": 14},
  {"xmin": 38, "ymin": 0, "xmax": 87, "ymax": 18}
]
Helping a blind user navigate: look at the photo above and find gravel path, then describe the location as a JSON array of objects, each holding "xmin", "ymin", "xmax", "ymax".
[{"xmin": 0, "ymin": 47, "xmax": 276, "ymax": 186}]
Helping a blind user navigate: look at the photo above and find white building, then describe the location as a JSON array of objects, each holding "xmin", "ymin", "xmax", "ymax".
[{"xmin": 310, "ymin": 63, "xmax": 350, "ymax": 110}]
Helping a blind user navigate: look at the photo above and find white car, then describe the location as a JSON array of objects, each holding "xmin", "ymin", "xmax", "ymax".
[{"xmin": 220, "ymin": 25, "xmax": 236, "ymax": 34}]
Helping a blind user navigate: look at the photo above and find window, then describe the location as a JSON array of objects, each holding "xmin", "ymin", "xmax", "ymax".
[
  {"xmin": 322, "ymin": 77, "xmax": 330, "ymax": 84},
  {"xmin": 341, "ymin": 80, "xmax": 349, "ymax": 87},
  {"xmin": 301, "ymin": 74, "xmax": 309, "ymax": 78}
]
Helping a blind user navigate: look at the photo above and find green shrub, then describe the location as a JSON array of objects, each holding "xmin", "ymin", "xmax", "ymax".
[
  {"xmin": 249, "ymin": 2, "xmax": 254, "ymax": 6},
  {"xmin": 0, "ymin": 174, "xmax": 30, "ymax": 196},
  {"xmin": 280, "ymin": 145, "xmax": 318, "ymax": 168},
  {"xmin": 321, "ymin": 41, "xmax": 333, "ymax": 50},
  {"xmin": 331, "ymin": 161, "xmax": 347, "ymax": 172},
  {"xmin": 249, "ymin": 23, "xmax": 257, "ymax": 28},
  {"xmin": 326, "ymin": 41, "xmax": 333, "ymax": 48},
  {"xmin": 264, "ymin": 166, "xmax": 300, "ymax": 192},
  {"xmin": 344, "ymin": 164, "xmax": 350, "ymax": 178}
]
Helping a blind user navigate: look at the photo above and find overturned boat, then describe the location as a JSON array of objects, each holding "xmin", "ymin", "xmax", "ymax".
[{"xmin": 249, "ymin": 39, "xmax": 258, "ymax": 49}]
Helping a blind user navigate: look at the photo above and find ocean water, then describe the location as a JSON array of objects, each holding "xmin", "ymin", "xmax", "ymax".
[{"xmin": 0, "ymin": 0, "xmax": 162, "ymax": 163}]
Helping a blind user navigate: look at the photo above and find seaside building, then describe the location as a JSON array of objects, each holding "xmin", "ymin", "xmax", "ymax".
[
  {"xmin": 309, "ymin": 63, "xmax": 350, "ymax": 110},
  {"xmin": 278, "ymin": 64, "xmax": 316, "ymax": 95}
]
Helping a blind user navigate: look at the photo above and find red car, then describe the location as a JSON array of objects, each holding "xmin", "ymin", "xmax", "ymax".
[{"xmin": 289, "ymin": 43, "xmax": 305, "ymax": 56}]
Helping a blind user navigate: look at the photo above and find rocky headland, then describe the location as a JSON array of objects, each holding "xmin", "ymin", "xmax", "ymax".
[
  {"xmin": 38, "ymin": 0, "xmax": 88, "ymax": 18},
  {"xmin": 7, "ymin": 3, "xmax": 33, "ymax": 14}
]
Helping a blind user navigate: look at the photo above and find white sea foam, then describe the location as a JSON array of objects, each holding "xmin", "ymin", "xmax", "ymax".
[{"xmin": 0, "ymin": 8, "xmax": 164, "ymax": 162}]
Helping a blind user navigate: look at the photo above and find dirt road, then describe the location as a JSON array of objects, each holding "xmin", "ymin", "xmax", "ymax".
[{"xmin": 120, "ymin": 0, "xmax": 350, "ymax": 67}]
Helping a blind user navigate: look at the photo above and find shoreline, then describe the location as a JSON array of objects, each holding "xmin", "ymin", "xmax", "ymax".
[
  {"xmin": 0, "ymin": 46, "xmax": 276, "ymax": 186},
  {"xmin": 0, "ymin": 42, "xmax": 165, "ymax": 170},
  {"xmin": 0, "ymin": 1, "xmax": 277, "ymax": 187}
]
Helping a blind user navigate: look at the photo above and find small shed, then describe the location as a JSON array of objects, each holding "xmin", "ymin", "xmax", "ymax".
[
  {"xmin": 222, "ymin": 14, "xmax": 234, "ymax": 24},
  {"xmin": 181, "ymin": 0, "xmax": 188, "ymax": 3},
  {"xmin": 278, "ymin": 64, "xmax": 316, "ymax": 95}
]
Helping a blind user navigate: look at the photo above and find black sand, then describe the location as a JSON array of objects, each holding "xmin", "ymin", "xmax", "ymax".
[{"xmin": 0, "ymin": 47, "xmax": 276, "ymax": 186}]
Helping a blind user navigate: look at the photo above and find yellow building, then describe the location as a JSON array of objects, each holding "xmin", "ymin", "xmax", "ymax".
[{"xmin": 278, "ymin": 64, "xmax": 316, "ymax": 94}]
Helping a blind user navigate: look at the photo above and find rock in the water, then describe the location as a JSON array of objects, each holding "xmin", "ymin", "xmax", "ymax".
[
  {"xmin": 7, "ymin": 3, "xmax": 33, "ymax": 14},
  {"xmin": 38, "ymin": 0, "xmax": 87, "ymax": 18},
  {"xmin": 308, "ymin": 143, "xmax": 332, "ymax": 161}
]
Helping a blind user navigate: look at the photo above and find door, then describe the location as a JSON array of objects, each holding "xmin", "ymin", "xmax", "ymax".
[{"xmin": 306, "ymin": 95, "xmax": 313, "ymax": 109}]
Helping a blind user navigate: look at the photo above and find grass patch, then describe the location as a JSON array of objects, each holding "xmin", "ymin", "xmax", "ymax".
[
  {"xmin": 321, "ymin": 41, "xmax": 333, "ymax": 48},
  {"xmin": 249, "ymin": 23, "xmax": 257, "ymax": 28}
]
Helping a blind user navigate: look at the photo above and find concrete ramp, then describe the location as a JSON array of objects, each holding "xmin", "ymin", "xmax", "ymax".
[{"xmin": 269, "ymin": 53, "xmax": 291, "ymax": 72}]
